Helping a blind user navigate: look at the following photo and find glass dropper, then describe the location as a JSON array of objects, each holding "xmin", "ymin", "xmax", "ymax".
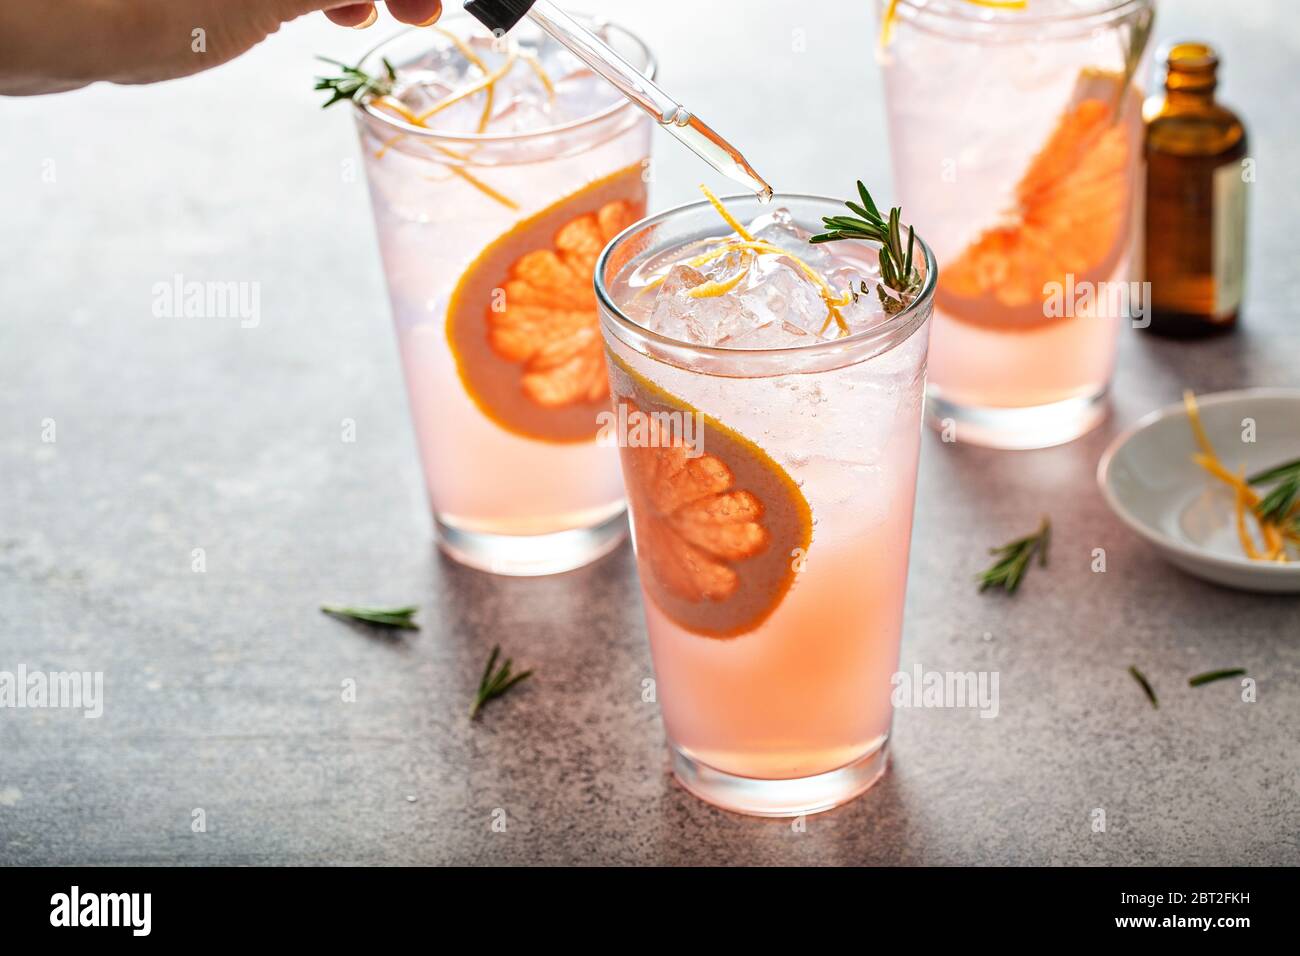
[{"xmin": 463, "ymin": 0, "xmax": 773, "ymax": 202}]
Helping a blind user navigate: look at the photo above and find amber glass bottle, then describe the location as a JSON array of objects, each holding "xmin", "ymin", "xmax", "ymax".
[{"xmin": 1143, "ymin": 42, "xmax": 1249, "ymax": 337}]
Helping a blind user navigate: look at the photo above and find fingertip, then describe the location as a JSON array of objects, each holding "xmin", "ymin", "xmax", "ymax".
[
  {"xmin": 388, "ymin": 0, "xmax": 444, "ymax": 27},
  {"xmin": 325, "ymin": 3, "xmax": 378, "ymax": 28}
]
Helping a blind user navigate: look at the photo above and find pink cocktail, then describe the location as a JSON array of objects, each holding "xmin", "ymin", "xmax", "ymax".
[
  {"xmin": 597, "ymin": 194, "xmax": 935, "ymax": 816},
  {"xmin": 353, "ymin": 16, "xmax": 653, "ymax": 573},
  {"xmin": 880, "ymin": 0, "xmax": 1153, "ymax": 448}
]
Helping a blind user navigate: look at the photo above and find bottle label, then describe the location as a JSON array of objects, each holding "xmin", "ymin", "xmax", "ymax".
[{"xmin": 1212, "ymin": 161, "xmax": 1248, "ymax": 318}]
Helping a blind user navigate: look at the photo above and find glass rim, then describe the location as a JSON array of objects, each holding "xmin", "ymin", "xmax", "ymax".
[
  {"xmin": 594, "ymin": 192, "xmax": 938, "ymax": 370},
  {"xmin": 351, "ymin": 12, "xmax": 657, "ymax": 145},
  {"xmin": 893, "ymin": 0, "xmax": 1152, "ymax": 36}
]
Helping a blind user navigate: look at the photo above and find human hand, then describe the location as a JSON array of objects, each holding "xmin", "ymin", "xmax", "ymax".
[{"xmin": 0, "ymin": 0, "xmax": 443, "ymax": 95}]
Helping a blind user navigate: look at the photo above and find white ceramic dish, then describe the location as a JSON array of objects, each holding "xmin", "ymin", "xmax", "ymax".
[{"xmin": 1097, "ymin": 388, "xmax": 1300, "ymax": 593}]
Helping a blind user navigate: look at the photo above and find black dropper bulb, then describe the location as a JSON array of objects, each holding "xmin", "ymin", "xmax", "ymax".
[{"xmin": 463, "ymin": 0, "xmax": 538, "ymax": 35}]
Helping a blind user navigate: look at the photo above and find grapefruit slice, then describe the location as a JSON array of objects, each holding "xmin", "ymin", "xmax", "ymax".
[
  {"xmin": 607, "ymin": 354, "xmax": 813, "ymax": 638},
  {"xmin": 447, "ymin": 162, "xmax": 647, "ymax": 442},
  {"xmin": 937, "ymin": 70, "xmax": 1144, "ymax": 329}
]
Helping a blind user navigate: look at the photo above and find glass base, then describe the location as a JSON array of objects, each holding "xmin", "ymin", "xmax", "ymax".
[
  {"xmin": 435, "ymin": 509, "xmax": 627, "ymax": 576},
  {"xmin": 926, "ymin": 387, "xmax": 1109, "ymax": 450},
  {"xmin": 670, "ymin": 739, "xmax": 889, "ymax": 818}
]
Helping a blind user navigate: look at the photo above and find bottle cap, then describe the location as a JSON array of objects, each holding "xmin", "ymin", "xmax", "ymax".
[{"xmin": 463, "ymin": 0, "xmax": 538, "ymax": 35}]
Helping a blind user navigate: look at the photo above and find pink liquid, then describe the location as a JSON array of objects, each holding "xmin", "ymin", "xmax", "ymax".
[
  {"xmin": 926, "ymin": 302, "xmax": 1124, "ymax": 410},
  {"xmin": 604, "ymin": 305, "xmax": 930, "ymax": 781},
  {"xmin": 645, "ymin": 445, "xmax": 921, "ymax": 779},
  {"xmin": 397, "ymin": 326, "xmax": 627, "ymax": 535},
  {"xmin": 881, "ymin": 1, "xmax": 1148, "ymax": 413},
  {"xmin": 355, "ymin": 19, "xmax": 652, "ymax": 540}
]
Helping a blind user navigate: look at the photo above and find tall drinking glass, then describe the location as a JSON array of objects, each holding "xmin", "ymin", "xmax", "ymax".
[
  {"xmin": 354, "ymin": 16, "xmax": 654, "ymax": 574},
  {"xmin": 880, "ymin": 0, "xmax": 1154, "ymax": 448},
  {"xmin": 596, "ymin": 195, "xmax": 936, "ymax": 816}
]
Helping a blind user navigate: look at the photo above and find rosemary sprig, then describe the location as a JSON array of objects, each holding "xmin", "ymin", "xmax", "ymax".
[
  {"xmin": 977, "ymin": 516, "xmax": 1051, "ymax": 594},
  {"xmin": 1246, "ymin": 457, "xmax": 1300, "ymax": 528},
  {"xmin": 810, "ymin": 181, "xmax": 920, "ymax": 314},
  {"xmin": 470, "ymin": 645, "xmax": 533, "ymax": 720},
  {"xmin": 321, "ymin": 604, "xmax": 419, "ymax": 629},
  {"xmin": 1188, "ymin": 667, "xmax": 1247, "ymax": 687},
  {"xmin": 314, "ymin": 56, "xmax": 396, "ymax": 108},
  {"xmin": 1129, "ymin": 666, "xmax": 1159, "ymax": 709}
]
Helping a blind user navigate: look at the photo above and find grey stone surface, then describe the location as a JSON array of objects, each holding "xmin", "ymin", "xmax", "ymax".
[{"xmin": 1, "ymin": 1, "xmax": 1297, "ymax": 865}]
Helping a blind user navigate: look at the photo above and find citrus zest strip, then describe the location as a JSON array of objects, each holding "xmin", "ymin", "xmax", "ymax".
[
  {"xmin": 819, "ymin": 303, "xmax": 846, "ymax": 336},
  {"xmin": 1191, "ymin": 453, "xmax": 1255, "ymax": 501},
  {"xmin": 416, "ymin": 51, "xmax": 518, "ymax": 124},
  {"xmin": 1185, "ymin": 391, "xmax": 1292, "ymax": 562},
  {"xmin": 369, "ymin": 97, "xmax": 519, "ymax": 210},
  {"xmin": 1183, "ymin": 389, "xmax": 1218, "ymax": 460},
  {"xmin": 644, "ymin": 242, "xmax": 745, "ymax": 282},
  {"xmin": 1263, "ymin": 514, "xmax": 1285, "ymax": 559},
  {"xmin": 373, "ymin": 95, "xmax": 424, "ymax": 126},
  {"xmin": 733, "ymin": 240, "xmax": 853, "ymax": 331},
  {"xmin": 521, "ymin": 51, "xmax": 557, "ymax": 100},
  {"xmin": 686, "ymin": 253, "xmax": 752, "ymax": 298},
  {"xmin": 432, "ymin": 26, "xmax": 490, "ymax": 73},
  {"xmin": 373, "ymin": 29, "xmax": 506, "ymax": 151},
  {"xmin": 700, "ymin": 184, "xmax": 755, "ymax": 242},
  {"xmin": 364, "ymin": 30, "xmax": 554, "ymax": 210},
  {"xmin": 642, "ymin": 188, "xmax": 854, "ymax": 333},
  {"xmin": 694, "ymin": 186, "xmax": 852, "ymax": 327},
  {"xmin": 628, "ymin": 241, "xmax": 750, "ymax": 305},
  {"xmin": 648, "ymin": 241, "xmax": 851, "ymax": 333},
  {"xmin": 1234, "ymin": 473, "xmax": 1264, "ymax": 560},
  {"xmin": 1192, "ymin": 453, "xmax": 1283, "ymax": 558},
  {"xmin": 725, "ymin": 242, "xmax": 851, "ymax": 307},
  {"xmin": 424, "ymin": 154, "xmax": 520, "ymax": 210},
  {"xmin": 879, "ymin": 0, "xmax": 902, "ymax": 49},
  {"xmin": 431, "ymin": 25, "xmax": 495, "ymax": 132}
]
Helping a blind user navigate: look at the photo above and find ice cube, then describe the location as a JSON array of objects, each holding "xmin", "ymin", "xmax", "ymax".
[
  {"xmin": 393, "ymin": 71, "xmax": 454, "ymax": 110},
  {"xmin": 647, "ymin": 265, "xmax": 710, "ymax": 344},
  {"xmin": 733, "ymin": 254, "xmax": 830, "ymax": 339},
  {"xmin": 646, "ymin": 250, "xmax": 842, "ymax": 349},
  {"xmin": 724, "ymin": 319, "xmax": 814, "ymax": 350},
  {"xmin": 748, "ymin": 207, "xmax": 833, "ymax": 270},
  {"xmin": 749, "ymin": 206, "xmax": 796, "ymax": 233},
  {"xmin": 552, "ymin": 71, "xmax": 618, "ymax": 125},
  {"xmin": 387, "ymin": 31, "xmax": 617, "ymax": 136},
  {"xmin": 537, "ymin": 37, "xmax": 590, "ymax": 83},
  {"xmin": 392, "ymin": 65, "xmax": 487, "ymax": 134},
  {"xmin": 489, "ymin": 96, "xmax": 553, "ymax": 134},
  {"xmin": 648, "ymin": 261, "xmax": 776, "ymax": 348}
]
